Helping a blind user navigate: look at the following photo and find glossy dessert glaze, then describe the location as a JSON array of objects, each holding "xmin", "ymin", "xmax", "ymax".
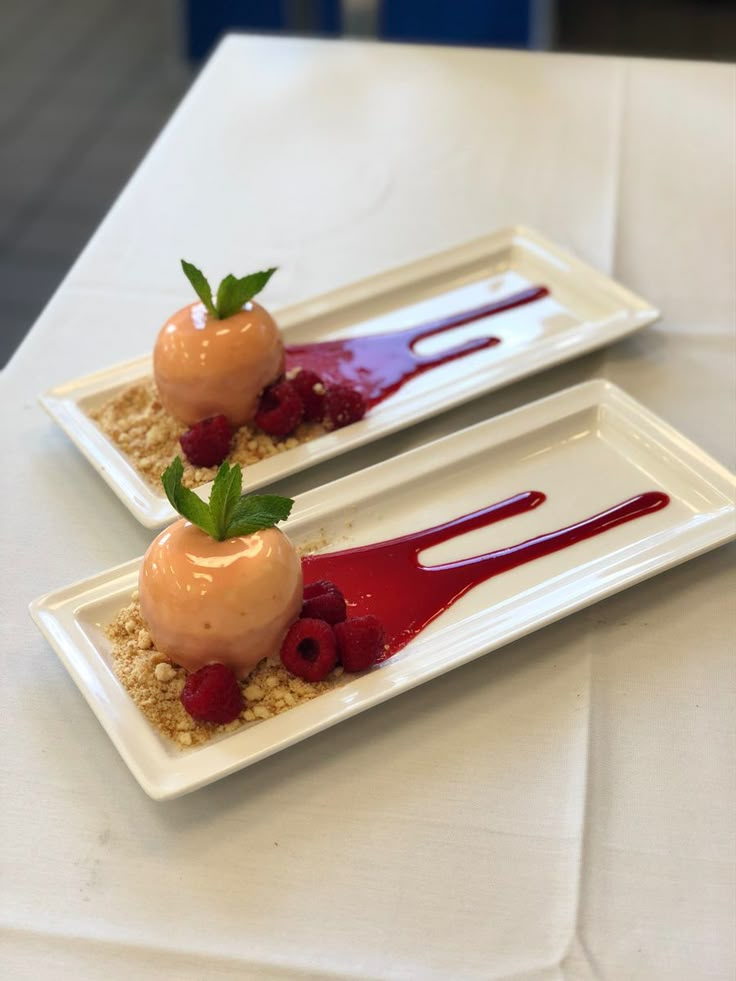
[
  {"xmin": 285, "ymin": 285, "xmax": 548, "ymax": 408},
  {"xmin": 303, "ymin": 490, "xmax": 670, "ymax": 658},
  {"xmin": 139, "ymin": 521, "xmax": 302, "ymax": 678},
  {"xmin": 153, "ymin": 300, "xmax": 284, "ymax": 427}
]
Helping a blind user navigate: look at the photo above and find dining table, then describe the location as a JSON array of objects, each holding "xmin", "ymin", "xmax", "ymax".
[{"xmin": 2, "ymin": 33, "xmax": 734, "ymax": 980}]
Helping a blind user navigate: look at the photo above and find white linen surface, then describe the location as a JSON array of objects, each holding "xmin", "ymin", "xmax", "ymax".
[{"xmin": 2, "ymin": 37, "xmax": 734, "ymax": 980}]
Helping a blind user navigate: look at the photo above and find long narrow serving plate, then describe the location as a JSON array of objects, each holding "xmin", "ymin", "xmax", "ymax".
[
  {"xmin": 40, "ymin": 226, "xmax": 658, "ymax": 527},
  {"xmin": 30, "ymin": 381, "xmax": 735, "ymax": 800}
]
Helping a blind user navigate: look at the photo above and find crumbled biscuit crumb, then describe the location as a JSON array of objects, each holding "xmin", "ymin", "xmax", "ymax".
[
  {"xmin": 89, "ymin": 379, "xmax": 327, "ymax": 490},
  {"xmin": 296, "ymin": 531, "xmax": 330, "ymax": 556},
  {"xmin": 106, "ymin": 595, "xmax": 347, "ymax": 749},
  {"xmin": 154, "ymin": 662, "xmax": 177, "ymax": 682}
]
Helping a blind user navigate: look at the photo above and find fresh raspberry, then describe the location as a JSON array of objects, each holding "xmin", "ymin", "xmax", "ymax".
[
  {"xmin": 301, "ymin": 579, "xmax": 347, "ymax": 624},
  {"xmin": 335, "ymin": 615, "xmax": 385, "ymax": 672},
  {"xmin": 280, "ymin": 618, "xmax": 337, "ymax": 682},
  {"xmin": 180, "ymin": 415, "xmax": 233, "ymax": 467},
  {"xmin": 303, "ymin": 579, "xmax": 341, "ymax": 601},
  {"xmin": 290, "ymin": 369, "xmax": 326, "ymax": 421},
  {"xmin": 323, "ymin": 385, "xmax": 367, "ymax": 429},
  {"xmin": 180, "ymin": 663, "xmax": 244, "ymax": 724},
  {"xmin": 255, "ymin": 379, "xmax": 304, "ymax": 436}
]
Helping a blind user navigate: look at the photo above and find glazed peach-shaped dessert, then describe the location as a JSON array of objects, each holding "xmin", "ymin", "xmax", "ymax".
[
  {"xmin": 153, "ymin": 262, "xmax": 283, "ymax": 427},
  {"xmin": 139, "ymin": 457, "xmax": 302, "ymax": 679}
]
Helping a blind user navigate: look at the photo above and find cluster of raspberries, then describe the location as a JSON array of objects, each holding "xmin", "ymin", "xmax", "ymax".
[
  {"xmin": 179, "ymin": 369, "xmax": 367, "ymax": 467},
  {"xmin": 280, "ymin": 579, "xmax": 385, "ymax": 681},
  {"xmin": 180, "ymin": 580, "xmax": 385, "ymax": 725}
]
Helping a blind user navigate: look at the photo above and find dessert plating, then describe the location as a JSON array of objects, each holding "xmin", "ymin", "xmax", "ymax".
[{"xmin": 107, "ymin": 458, "xmax": 386, "ymax": 746}]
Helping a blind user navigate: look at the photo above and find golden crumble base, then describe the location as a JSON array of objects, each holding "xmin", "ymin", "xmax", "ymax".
[
  {"xmin": 107, "ymin": 595, "xmax": 346, "ymax": 748},
  {"xmin": 89, "ymin": 379, "xmax": 327, "ymax": 490}
]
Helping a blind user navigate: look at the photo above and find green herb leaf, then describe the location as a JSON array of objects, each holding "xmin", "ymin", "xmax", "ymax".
[
  {"xmin": 207, "ymin": 460, "xmax": 242, "ymax": 539},
  {"xmin": 214, "ymin": 274, "xmax": 239, "ymax": 320},
  {"xmin": 161, "ymin": 457, "xmax": 293, "ymax": 541},
  {"xmin": 181, "ymin": 260, "xmax": 217, "ymax": 318},
  {"xmin": 215, "ymin": 268, "xmax": 277, "ymax": 320},
  {"xmin": 225, "ymin": 494, "xmax": 294, "ymax": 539},
  {"xmin": 161, "ymin": 457, "xmax": 218, "ymax": 538}
]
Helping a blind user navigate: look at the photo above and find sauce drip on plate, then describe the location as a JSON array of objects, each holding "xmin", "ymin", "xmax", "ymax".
[
  {"xmin": 286, "ymin": 285, "xmax": 549, "ymax": 408},
  {"xmin": 302, "ymin": 491, "xmax": 669, "ymax": 657}
]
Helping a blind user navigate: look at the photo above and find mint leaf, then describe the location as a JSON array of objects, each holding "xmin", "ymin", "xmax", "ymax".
[
  {"xmin": 180, "ymin": 262, "xmax": 277, "ymax": 320},
  {"xmin": 225, "ymin": 494, "xmax": 294, "ymax": 538},
  {"xmin": 161, "ymin": 458, "xmax": 293, "ymax": 541},
  {"xmin": 214, "ymin": 274, "xmax": 239, "ymax": 320},
  {"xmin": 215, "ymin": 268, "xmax": 277, "ymax": 319},
  {"xmin": 161, "ymin": 457, "xmax": 218, "ymax": 538},
  {"xmin": 181, "ymin": 260, "xmax": 217, "ymax": 318},
  {"xmin": 207, "ymin": 460, "xmax": 242, "ymax": 539}
]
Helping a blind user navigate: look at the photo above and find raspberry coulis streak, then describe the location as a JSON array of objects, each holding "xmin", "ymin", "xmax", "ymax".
[
  {"xmin": 302, "ymin": 490, "xmax": 669, "ymax": 659},
  {"xmin": 285, "ymin": 285, "xmax": 549, "ymax": 408}
]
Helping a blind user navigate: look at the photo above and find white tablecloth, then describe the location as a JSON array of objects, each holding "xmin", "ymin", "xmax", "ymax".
[{"xmin": 2, "ymin": 36, "xmax": 734, "ymax": 980}]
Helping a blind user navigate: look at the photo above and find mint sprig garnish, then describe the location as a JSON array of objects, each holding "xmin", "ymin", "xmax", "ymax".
[
  {"xmin": 225, "ymin": 493, "xmax": 294, "ymax": 538},
  {"xmin": 161, "ymin": 457, "xmax": 293, "ymax": 541},
  {"xmin": 161, "ymin": 458, "xmax": 218, "ymax": 538},
  {"xmin": 180, "ymin": 260, "xmax": 217, "ymax": 318},
  {"xmin": 215, "ymin": 269, "xmax": 276, "ymax": 319},
  {"xmin": 180, "ymin": 261, "xmax": 276, "ymax": 320}
]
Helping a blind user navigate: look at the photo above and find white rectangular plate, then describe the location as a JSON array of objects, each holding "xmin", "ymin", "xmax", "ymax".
[
  {"xmin": 40, "ymin": 226, "xmax": 658, "ymax": 527},
  {"xmin": 30, "ymin": 380, "xmax": 735, "ymax": 800}
]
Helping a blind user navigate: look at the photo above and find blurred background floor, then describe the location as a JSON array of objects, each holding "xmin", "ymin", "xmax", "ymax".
[
  {"xmin": 1, "ymin": 0, "xmax": 734, "ymax": 368},
  {"xmin": 0, "ymin": 0, "xmax": 191, "ymax": 367}
]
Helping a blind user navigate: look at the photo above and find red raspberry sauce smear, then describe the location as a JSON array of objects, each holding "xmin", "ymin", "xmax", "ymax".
[
  {"xmin": 285, "ymin": 285, "xmax": 548, "ymax": 409},
  {"xmin": 301, "ymin": 490, "xmax": 670, "ymax": 659}
]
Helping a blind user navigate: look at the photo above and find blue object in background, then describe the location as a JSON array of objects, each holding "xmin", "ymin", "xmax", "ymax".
[
  {"xmin": 183, "ymin": 1, "xmax": 532, "ymax": 62},
  {"xmin": 379, "ymin": 0, "xmax": 531, "ymax": 47},
  {"xmin": 185, "ymin": 1, "xmax": 281, "ymax": 60},
  {"xmin": 185, "ymin": 0, "xmax": 341, "ymax": 60}
]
